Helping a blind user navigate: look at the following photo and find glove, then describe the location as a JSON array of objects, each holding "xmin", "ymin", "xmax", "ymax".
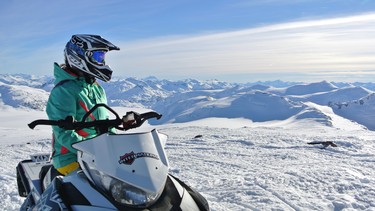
[{"xmin": 122, "ymin": 111, "xmax": 141, "ymax": 130}]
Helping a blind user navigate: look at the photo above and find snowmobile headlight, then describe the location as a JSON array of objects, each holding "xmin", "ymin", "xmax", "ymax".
[
  {"xmin": 85, "ymin": 162, "xmax": 161, "ymax": 207},
  {"xmin": 109, "ymin": 178, "xmax": 160, "ymax": 207}
]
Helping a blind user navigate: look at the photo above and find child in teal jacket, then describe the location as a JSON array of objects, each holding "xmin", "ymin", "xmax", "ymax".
[{"xmin": 46, "ymin": 34, "xmax": 120, "ymax": 175}]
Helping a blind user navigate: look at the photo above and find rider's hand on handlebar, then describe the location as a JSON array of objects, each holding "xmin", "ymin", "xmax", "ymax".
[{"xmin": 122, "ymin": 111, "xmax": 141, "ymax": 130}]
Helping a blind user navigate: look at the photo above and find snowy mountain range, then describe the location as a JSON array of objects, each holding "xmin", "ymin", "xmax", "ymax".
[
  {"xmin": 1, "ymin": 74, "xmax": 375, "ymax": 210},
  {"xmin": 1, "ymin": 74, "xmax": 374, "ymax": 130}
]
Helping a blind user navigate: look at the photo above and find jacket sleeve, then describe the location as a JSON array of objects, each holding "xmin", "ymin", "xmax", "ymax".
[{"xmin": 46, "ymin": 85, "xmax": 82, "ymax": 154}]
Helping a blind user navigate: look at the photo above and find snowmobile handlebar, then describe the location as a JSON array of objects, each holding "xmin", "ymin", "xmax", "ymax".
[{"xmin": 28, "ymin": 104, "xmax": 162, "ymax": 132}]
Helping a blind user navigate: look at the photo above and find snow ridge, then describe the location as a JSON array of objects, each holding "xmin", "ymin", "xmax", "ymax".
[{"xmin": 0, "ymin": 74, "xmax": 374, "ymax": 130}]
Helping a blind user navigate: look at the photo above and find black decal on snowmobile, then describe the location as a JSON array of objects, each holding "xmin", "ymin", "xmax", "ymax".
[
  {"xmin": 119, "ymin": 151, "xmax": 159, "ymax": 165},
  {"xmin": 33, "ymin": 177, "xmax": 69, "ymax": 211}
]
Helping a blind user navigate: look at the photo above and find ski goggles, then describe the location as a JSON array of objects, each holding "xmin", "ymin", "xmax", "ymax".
[{"xmin": 90, "ymin": 50, "xmax": 107, "ymax": 65}]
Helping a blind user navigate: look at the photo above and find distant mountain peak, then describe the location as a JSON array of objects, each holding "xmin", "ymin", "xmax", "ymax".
[{"xmin": 284, "ymin": 80, "xmax": 338, "ymax": 95}]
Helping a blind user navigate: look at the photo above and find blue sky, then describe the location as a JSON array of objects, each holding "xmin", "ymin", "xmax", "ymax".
[{"xmin": 1, "ymin": 0, "xmax": 375, "ymax": 82}]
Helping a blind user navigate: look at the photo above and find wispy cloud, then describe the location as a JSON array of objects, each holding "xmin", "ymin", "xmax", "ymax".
[{"xmin": 112, "ymin": 13, "xmax": 375, "ymax": 82}]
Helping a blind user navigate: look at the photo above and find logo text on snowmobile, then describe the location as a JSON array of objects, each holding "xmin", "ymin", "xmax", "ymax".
[
  {"xmin": 118, "ymin": 151, "xmax": 159, "ymax": 165},
  {"xmin": 30, "ymin": 153, "xmax": 50, "ymax": 162}
]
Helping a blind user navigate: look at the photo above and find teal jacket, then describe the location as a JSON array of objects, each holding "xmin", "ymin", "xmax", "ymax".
[{"xmin": 46, "ymin": 63, "xmax": 114, "ymax": 169}]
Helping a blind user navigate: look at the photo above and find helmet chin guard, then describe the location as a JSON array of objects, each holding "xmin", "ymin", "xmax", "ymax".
[{"xmin": 64, "ymin": 34, "xmax": 120, "ymax": 82}]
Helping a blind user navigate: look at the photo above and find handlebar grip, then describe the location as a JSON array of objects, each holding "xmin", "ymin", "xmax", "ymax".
[
  {"xmin": 140, "ymin": 112, "xmax": 162, "ymax": 120},
  {"xmin": 28, "ymin": 120, "xmax": 60, "ymax": 129}
]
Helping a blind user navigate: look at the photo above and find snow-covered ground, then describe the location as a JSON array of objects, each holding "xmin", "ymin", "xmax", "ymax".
[{"xmin": 1, "ymin": 106, "xmax": 375, "ymax": 210}]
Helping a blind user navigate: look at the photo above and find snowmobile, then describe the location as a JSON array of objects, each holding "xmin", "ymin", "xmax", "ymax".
[{"xmin": 16, "ymin": 104, "xmax": 209, "ymax": 210}]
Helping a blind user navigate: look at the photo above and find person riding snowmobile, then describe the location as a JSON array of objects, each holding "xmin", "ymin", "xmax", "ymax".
[
  {"xmin": 46, "ymin": 34, "xmax": 120, "ymax": 175},
  {"xmin": 17, "ymin": 34, "xmax": 210, "ymax": 211}
]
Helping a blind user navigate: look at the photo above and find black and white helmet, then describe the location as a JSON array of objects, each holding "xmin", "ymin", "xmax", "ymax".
[{"xmin": 64, "ymin": 34, "xmax": 120, "ymax": 82}]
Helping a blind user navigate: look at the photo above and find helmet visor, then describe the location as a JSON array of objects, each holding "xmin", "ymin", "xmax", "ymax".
[{"xmin": 91, "ymin": 50, "xmax": 106, "ymax": 65}]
